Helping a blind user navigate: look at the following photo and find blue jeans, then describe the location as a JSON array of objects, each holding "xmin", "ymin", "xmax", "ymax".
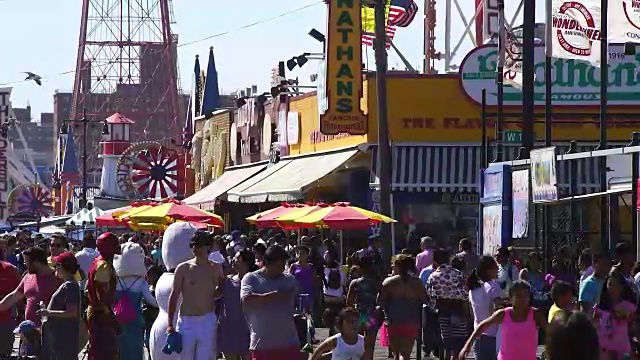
[
  {"xmin": 422, "ymin": 307, "xmax": 442, "ymax": 356},
  {"xmin": 474, "ymin": 335, "xmax": 497, "ymax": 360}
]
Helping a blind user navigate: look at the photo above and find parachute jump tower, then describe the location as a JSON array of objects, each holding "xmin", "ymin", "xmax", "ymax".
[{"xmin": 69, "ymin": 0, "xmax": 183, "ymax": 172}]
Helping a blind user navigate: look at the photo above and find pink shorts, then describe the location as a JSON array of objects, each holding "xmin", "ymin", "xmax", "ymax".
[
  {"xmin": 250, "ymin": 346, "xmax": 299, "ymax": 360},
  {"xmin": 387, "ymin": 323, "xmax": 420, "ymax": 339}
]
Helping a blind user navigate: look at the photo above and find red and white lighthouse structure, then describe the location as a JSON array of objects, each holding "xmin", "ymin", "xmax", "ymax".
[{"xmin": 100, "ymin": 113, "xmax": 134, "ymax": 198}]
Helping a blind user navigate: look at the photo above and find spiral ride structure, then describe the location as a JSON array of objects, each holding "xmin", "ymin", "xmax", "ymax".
[
  {"xmin": 115, "ymin": 141, "xmax": 180, "ymax": 200},
  {"xmin": 7, "ymin": 184, "xmax": 53, "ymax": 218}
]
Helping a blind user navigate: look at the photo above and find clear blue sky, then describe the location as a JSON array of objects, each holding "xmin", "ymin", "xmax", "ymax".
[{"xmin": 0, "ymin": 0, "xmax": 543, "ymax": 120}]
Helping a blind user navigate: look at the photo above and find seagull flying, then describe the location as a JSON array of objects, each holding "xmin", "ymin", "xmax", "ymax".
[{"xmin": 23, "ymin": 72, "xmax": 42, "ymax": 86}]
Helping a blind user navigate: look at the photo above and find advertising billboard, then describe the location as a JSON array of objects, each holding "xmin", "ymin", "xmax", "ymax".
[
  {"xmin": 530, "ymin": 147, "xmax": 559, "ymax": 203},
  {"xmin": 512, "ymin": 169, "xmax": 529, "ymax": 238}
]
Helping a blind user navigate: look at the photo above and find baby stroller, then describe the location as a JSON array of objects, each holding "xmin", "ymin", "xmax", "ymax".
[{"xmin": 294, "ymin": 293, "xmax": 313, "ymax": 354}]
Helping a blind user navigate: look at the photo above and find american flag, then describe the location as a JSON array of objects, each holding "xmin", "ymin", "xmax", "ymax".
[
  {"xmin": 360, "ymin": 0, "xmax": 418, "ymax": 48},
  {"xmin": 388, "ymin": 0, "xmax": 418, "ymax": 28},
  {"xmin": 361, "ymin": 2, "xmax": 396, "ymax": 48},
  {"xmin": 361, "ymin": 26, "xmax": 396, "ymax": 47}
]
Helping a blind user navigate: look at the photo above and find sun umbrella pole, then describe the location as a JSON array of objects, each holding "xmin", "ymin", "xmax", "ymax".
[
  {"xmin": 340, "ymin": 230, "xmax": 344, "ymax": 264},
  {"xmin": 390, "ymin": 193, "xmax": 396, "ymax": 256}
]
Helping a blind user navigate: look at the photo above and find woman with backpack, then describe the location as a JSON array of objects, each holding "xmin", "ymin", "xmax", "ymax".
[
  {"xmin": 323, "ymin": 258, "xmax": 347, "ymax": 336},
  {"xmin": 113, "ymin": 242, "xmax": 158, "ymax": 360}
]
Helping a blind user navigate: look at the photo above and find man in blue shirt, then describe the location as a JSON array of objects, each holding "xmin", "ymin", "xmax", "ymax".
[
  {"xmin": 3, "ymin": 237, "xmax": 19, "ymax": 269},
  {"xmin": 579, "ymin": 252, "xmax": 611, "ymax": 316}
]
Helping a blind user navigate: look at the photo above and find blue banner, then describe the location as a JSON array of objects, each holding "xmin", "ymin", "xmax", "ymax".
[{"xmin": 480, "ymin": 164, "xmax": 512, "ymax": 254}]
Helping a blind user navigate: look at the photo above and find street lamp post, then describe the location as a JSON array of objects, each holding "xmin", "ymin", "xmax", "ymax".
[{"xmin": 59, "ymin": 107, "xmax": 109, "ymax": 209}]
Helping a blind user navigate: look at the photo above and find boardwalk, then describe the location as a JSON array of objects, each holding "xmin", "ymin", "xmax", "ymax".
[{"xmin": 14, "ymin": 328, "xmax": 544, "ymax": 359}]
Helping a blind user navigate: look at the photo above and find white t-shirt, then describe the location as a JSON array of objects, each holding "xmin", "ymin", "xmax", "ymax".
[
  {"xmin": 323, "ymin": 267, "xmax": 346, "ymax": 297},
  {"xmin": 469, "ymin": 280, "xmax": 502, "ymax": 336}
]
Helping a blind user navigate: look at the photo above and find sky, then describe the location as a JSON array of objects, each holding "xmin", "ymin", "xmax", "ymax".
[{"xmin": 0, "ymin": 0, "xmax": 545, "ymax": 121}]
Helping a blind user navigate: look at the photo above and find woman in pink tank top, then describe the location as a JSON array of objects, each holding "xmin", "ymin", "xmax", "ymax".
[{"xmin": 459, "ymin": 281, "xmax": 546, "ymax": 360}]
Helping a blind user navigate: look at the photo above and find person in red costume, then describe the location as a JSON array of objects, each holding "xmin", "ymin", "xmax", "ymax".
[{"xmin": 86, "ymin": 232, "xmax": 121, "ymax": 360}]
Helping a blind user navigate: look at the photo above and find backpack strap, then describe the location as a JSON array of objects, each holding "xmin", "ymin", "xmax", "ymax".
[{"xmin": 118, "ymin": 277, "xmax": 140, "ymax": 292}]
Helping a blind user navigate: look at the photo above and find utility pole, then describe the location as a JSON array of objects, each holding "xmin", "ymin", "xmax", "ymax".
[
  {"xmin": 599, "ymin": 0, "xmax": 609, "ymax": 250},
  {"xmin": 374, "ymin": 0, "xmax": 393, "ymax": 259},
  {"xmin": 60, "ymin": 108, "xmax": 109, "ymax": 210},
  {"xmin": 521, "ymin": 0, "xmax": 535, "ymax": 154},
  {"xmin": 81, "ymin": 108, "xmax": 88, "ymax": 209}
]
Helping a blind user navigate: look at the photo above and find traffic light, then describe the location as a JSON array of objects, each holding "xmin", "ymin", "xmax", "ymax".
[{"xmin": 0, "ymin": 122, "xmax": 8, "ymax": 138}]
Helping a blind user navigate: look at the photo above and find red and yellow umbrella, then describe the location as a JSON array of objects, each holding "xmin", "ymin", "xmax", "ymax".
[
  {"xmin": 290, "ymin": 202, "xmax": 396, "ymax": 230},
  {"xmin": 128, "ymin": 200, "xmax": 224, "ymax": 229},
  {"xmin": 95, "ymin": 201, "xmax": 158, "ymax": 227},
  {"xmin": 273, "ymin": 205, "xmax": 324, "ymax": 229},
  {"xmin": 246, "ymin": 203, "xmax": 312, "ymax": 228}
]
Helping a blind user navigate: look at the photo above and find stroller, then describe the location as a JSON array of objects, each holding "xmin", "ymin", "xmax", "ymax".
[{"xmin": 294, "ymin": 293, "xmax": 313, "ymax": 354}]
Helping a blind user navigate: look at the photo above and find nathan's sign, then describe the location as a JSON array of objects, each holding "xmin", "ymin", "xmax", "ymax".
[
  {"xmin": 320, "ymin": 0, "xmax": 367, "ymax": 136},
  {"xmin": 459, "ymin": 44, "xmax": 640, "ymax": 106},
  {"xmin": 309, "ymin": 130, "xmax": 351, "ymax": 144}
]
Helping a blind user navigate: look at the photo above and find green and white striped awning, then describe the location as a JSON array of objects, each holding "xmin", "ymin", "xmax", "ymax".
[{"xmin": 65, "ymin": 207, "xmax": 104, "ymax": 226}]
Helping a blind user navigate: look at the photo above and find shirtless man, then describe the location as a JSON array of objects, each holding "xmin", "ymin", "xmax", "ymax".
[{"xmin": 167, "ymin": 232, "xmax": 225, "ymax": 360}]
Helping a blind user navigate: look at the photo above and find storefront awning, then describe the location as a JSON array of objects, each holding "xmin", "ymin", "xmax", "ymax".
[
  {"xmin": 370, "ymin": 144, "xmax": 481, "ymax": 192},
  {"xmin": 226, "ymin": 160, "xmax": 292, "ymax": 203},
  {"xmin": 370, "ymin": 143, "xmax": 615, "ymax": 194},
  {"xmin": 226, "ymin": 147, "xmax": 361, "ymax": 203},
  {"xmin": 183, "ymin": 162, "xmax": 267, "ymax": 207}
]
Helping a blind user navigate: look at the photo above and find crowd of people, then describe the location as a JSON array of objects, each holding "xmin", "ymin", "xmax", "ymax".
[{"xmin": 0, "ymin": 226, "xmax": 638, "ymax": 360}]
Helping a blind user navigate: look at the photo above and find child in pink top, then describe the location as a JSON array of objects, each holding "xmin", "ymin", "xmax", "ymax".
[
  {"xmin": 593, "ymin": 271, "xmax": 637, "ymax": 360},
  {"xmin": 459, "ymin": 280, "xmax": 546, "ymax": 360}
]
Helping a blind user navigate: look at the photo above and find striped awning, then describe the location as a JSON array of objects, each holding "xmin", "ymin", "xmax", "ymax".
[
  {"xmin": 370, "ymin": 143, "xmax": 624, "ymax": 194},
  {"xmin": 65, "ymin": 207, "xmax": 104, "ymax": 226},
  {"xmin": 370, "ymin": 145, "xmax": 481, "ymax": 192}
]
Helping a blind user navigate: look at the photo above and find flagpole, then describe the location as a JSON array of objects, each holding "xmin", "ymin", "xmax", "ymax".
[
  {"xmin": 544, "ymin": 0, "xmax": 552, "ymax": 149},
  {"xmin": 374, "ymin": 0, "xmax": 394, "ymax": 263},
  {"xmin": 544, "ymin": 0, "xmax": 554, "ymax": 271},
  {"xmin": 599, "ymin": 0, "xmax": 609, "ymax": 250},
  {"xmin": 495, "ymin": 0, "xmax": 505, "ymax": 162}
]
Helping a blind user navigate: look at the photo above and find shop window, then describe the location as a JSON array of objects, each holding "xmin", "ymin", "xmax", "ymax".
[
  {"xmin": 249, "ymin": 136, "xmax": 259, "ymax": 153},
  {"xmin": 235, "ymin": 132, "xmax": 242, "ymax": 161}
]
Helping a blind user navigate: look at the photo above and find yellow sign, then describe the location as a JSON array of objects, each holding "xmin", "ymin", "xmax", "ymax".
[
  {"xmin": 321, "ymin": 0, "xmax": 367, "ymax": 136},
  {"xmin": 288, "ymin": 92, "xmax": 367, "ymax": 155},
  {"xmin": 366, "ymin": 75, "xmax": 640, "ymax": 143}
]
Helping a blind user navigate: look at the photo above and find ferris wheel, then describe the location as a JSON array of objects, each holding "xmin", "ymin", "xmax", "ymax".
[
  {"xmin": 7, "ymin": 184, "xmax": 53, "ymax": 218},
  {"xmin": 116, "ymin": 141, "xmax": 180, "ymax": 199}
]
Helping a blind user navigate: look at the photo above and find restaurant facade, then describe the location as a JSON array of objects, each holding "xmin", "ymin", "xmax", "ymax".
[{"xmin": 184, "ymin": 12, "xmax": 640, "ymax": 245}]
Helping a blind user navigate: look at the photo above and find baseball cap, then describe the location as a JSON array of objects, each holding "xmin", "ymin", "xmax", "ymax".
[
  {"xmin": 51, "ymin": 251, "xmax": 79, "ymax": 271},
  {"xmin": 14, "ymin": 320, "xmax": 36, "ymax": 334}
]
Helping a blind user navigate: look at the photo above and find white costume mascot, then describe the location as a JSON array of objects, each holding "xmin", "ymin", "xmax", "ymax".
[{"xmin": 150, "ymin": 222, "xmax": 196, "ymax": 360}]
